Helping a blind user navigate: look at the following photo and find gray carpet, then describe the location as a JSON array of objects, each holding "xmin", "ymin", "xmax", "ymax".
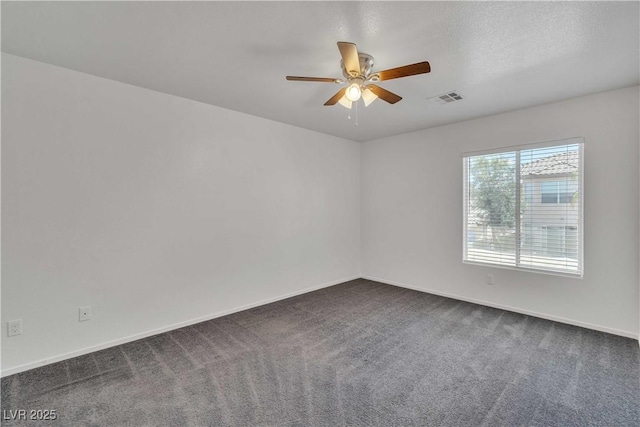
[{"xmin": 2, "ymin": 279, "xmax": 639, "ymax": 426}]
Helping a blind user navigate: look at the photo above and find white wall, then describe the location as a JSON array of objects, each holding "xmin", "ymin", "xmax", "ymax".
[
  {"xmin": 362, "ymin": 86, "xmax": 640, "ymax": 337},
  {"xmin": 2, "ymin": 54, "xmax": 638, "ymax": 377},
  {"xmin": 1, "ymin": 54, "xmax": 361, "ymax": 374}
]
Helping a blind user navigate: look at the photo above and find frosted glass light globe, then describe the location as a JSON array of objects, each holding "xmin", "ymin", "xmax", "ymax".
[{"xmin": 345, "ymin": 83, "xmax": 362, "ymax": 102}]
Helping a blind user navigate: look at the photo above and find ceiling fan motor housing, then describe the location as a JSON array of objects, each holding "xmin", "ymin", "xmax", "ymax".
[{"xmin": 341, "ymin": 53, "xmax": 375, "ymax": 79}]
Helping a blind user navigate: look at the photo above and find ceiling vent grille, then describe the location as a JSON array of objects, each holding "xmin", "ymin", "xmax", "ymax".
[{"xmin": 430, "ymin": 91, "xmax": 463, "ymax": 105}]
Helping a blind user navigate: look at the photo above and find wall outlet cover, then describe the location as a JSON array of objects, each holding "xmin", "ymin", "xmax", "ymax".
[{"xmin": 8, "ymin": 319, "xmax": 22, "ymax": 337}]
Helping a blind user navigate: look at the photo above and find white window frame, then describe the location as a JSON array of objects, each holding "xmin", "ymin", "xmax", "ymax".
[{"xmin": 462, "ymin": 137, "xmax": 584, "ymax": 277}]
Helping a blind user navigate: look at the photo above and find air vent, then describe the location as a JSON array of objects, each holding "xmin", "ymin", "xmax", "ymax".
[{"xmin": 429, "ymin": 91, "xmax": 463, "ymax": 105}]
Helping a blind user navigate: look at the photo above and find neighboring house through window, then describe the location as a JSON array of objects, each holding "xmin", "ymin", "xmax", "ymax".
[{"xmin": 524, "ymin": 182, "xmax": 533, "ymax": 205}]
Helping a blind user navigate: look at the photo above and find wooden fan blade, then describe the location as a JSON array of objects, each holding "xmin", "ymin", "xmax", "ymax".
[
  {"xmin": 376, "ymin": 61, "xmax": 431, "ymax": 81},
  {"xmin": 324, "ymin": 87, "xmax": 347, "ymax": 106},
  {"xmin": 367, "ymin": 85, "xmax": 402, "ymax": 104},
  {"xmin": 337, "ymin": 42, "xmax": 360, "ymax": 76},
  {"xmin": 286, "ymin": 76, "xmax": 338, "ymax": 83}
]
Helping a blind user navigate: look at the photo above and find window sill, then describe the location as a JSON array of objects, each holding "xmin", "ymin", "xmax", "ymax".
[{"xmin": 463, "ymin": 260, "xmax": 583, "ymax": 279}]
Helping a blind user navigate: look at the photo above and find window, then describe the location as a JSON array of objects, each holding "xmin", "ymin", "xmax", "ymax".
[
  {"xmin": 463, "ymin": 138, "xmax": 583, "ymax": 276},
  {"xmin": 541, "ymin": 181, "xmax": 577, "ymax": 203}
]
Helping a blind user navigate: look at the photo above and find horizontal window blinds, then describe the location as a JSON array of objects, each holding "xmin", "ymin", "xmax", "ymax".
[{"xmin": 463, "ymin": 140, "xmax": 583, "ymax": 276}]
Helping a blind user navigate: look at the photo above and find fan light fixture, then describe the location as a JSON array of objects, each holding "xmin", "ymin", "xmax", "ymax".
[
  {"xmin": 339, "ymin": 86, "xmax": 378, "ymax": 109},
  {"xmin": 362, "ymin": 87, "xmax": 378, "ymax": 107},
  {"xmin": 345, "ymin": 82, "xmax": 362, "ymax": 101},
  {"xmin": 338, "ymin": 97, "xmax": 352, "ymax": 109}
]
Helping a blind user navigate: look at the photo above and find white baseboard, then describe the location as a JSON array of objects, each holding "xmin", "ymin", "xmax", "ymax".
[
  {"xmin": 1, "ymin": 275, "xmax": 359, "ymax": 378},
  {"xmin": 362, "ymin": 275, "xmax": 640, "ymax": 341}
]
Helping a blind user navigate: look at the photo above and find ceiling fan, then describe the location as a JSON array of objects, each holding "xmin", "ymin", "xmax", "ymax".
[{"xmin": 286, "ymin": 41, "xmax": 431, "ymax": 108}]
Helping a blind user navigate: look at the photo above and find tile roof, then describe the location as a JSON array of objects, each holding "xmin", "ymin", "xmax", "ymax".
[{"xmin": 521, "ymin": 150, "xmax": 578, "ymax": 176}]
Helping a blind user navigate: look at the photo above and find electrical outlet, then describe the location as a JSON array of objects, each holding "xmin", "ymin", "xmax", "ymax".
[
  {"xmin": 79, "ymin": 306, "xmax": 92, "ymax": 322},
  {"xmin": 7, "ymin": 319, "xmax": 22, "ymax": 337},
  {"xmin": 486, "ymin": 274, "xmax": 495, "ymax": 285}
]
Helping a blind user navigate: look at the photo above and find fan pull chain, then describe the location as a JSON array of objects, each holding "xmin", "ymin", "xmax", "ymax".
[{"xmin": 354, "ymin": 99, "xmax": 359, "ymax": 127}]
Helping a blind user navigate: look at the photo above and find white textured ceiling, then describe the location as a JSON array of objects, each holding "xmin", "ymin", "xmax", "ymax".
[{"xmin": 2, "ymin": 1, "xmax": 639, "ymax": 142}]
